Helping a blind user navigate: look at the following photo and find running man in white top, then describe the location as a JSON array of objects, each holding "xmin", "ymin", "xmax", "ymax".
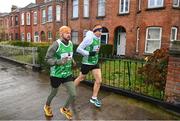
[{"xmin": 74, "ymin": 24, "xmax": 103, "ymax": 107}]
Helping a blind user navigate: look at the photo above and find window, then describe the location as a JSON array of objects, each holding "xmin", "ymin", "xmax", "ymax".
[
  {"xmin": 83, "ymin": 0, "xmax": 89, "ymax": 17},
  {"xmin": 119, "ymin": 0, "xmax": 130, "ymax": 14},
  {"xmin": 56, "ymin": 5, "xmax": 61, "ymax": 21},
  {"xmin": 42, "ymin": 9, "xmax": 46, "ymax": 23},
  {"xmin": 34, "ymin": 11, "xmax": 37, "ymax": 24},
  {"xmin": 34, "ymin": 32, "xmax": 39, "ymax": 42},
  {"xmin": 48, "ymin": 6, "xmax": 52, "ymax": 22},
  {"xmin": 21, "ymin": 13, "xmax": 24, "ymax": 25},
  {"xmin": 101, "ymin": 33, "xmax": 108, "ymax": 44},
  {"xmin": 73, "ymin": 0, "xmax": 79, "ymax": 18},
  {"xmin": 26, "ymin": 12, "xmax": 30, "ymax": 25},
  {"xmin": 15, "ymin": 33, "xmax": 18, "ymax": 40},
  {"xmin": 136, "ymin": 27, "xmax": 140, "ymax": 52},
  {"xmin": 148, "ymin": 0, "xmax": 164, "ymax": 8},
  {"xmin": 170, "ymin": 27, "xmax": 178, "ymax": 41},
  {"xmin": 137, "ymin": 0, "xmax": 141, "ymax": 11},
  {"xmin": 15, "ymin": 16, "xmax": 18, "ymax": 25},
  {"xmin": 11, "ymin": 16, "xmax": 13, "ymax": 26},
  {"xmin": 71, "ymin": 31, "xmax": 78, "ymax": 44},
  {"xmin": 173, "ymin": 0, "xmax": 180, "ymax": 7},
  {"xmin": 27, "ymin": 33, "xmax": 31, "ymax": 42},
  {"xmin": 145, "ymin": 27, "xmax": 162, "ymax": 53},
  {"xmin": 44, "ymin": 0, "xmax": 52, "ymax": 2},
  {"xmin": 21, "ymin": 33, "xmax": 25, "ymax": 41},
  {"xmin": 48, "ymin": 31, "xmax": 52, "ymax": 40},
  {"xmin": 98, "ymin": 0, "xmax": 105, "ymax": 16}
]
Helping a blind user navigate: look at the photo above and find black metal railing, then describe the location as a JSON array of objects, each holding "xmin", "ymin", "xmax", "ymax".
[{"xmin": 73, "ymin": 55, "xmax": 165, "ymax": 100}]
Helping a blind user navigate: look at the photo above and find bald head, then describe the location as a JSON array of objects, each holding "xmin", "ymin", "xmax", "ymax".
[
  {"xmin": 59, "ymin": 26, "xmax": 71, "ymax": 34},
  {"xmin": 59, "ymin": 26, "xmax": 71, "ymax": 42}
]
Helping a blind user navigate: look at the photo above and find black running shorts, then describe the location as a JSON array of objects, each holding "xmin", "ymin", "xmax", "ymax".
[
  {"xmin": 50, "ymin": 75, "xmax": 73, "ymax": 88},
  {"xmin": 80, "ymin": 64, "xmax": 99, "ymax": 75}
]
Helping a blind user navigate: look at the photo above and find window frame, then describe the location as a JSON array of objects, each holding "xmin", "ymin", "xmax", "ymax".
[
  {"xmin": 170, "ymin": 27, "xmax": 178, "ymax": 41},
  {"xmin": 119, "ymin": 0, "xmax": 130, "ymax": 14},
  {"xmin": 83, "ymin": 0, "xmax": 90, "ymax": 18},
  {"xmin": 72, "ymin": 0, "xmax": 79, "ymax": 18},
  {"xmin": 173, "ymin": 0, "xmax": 180, "ymax": 7},
  {"xmin": 56, "ymin": 5, "xmax": 61, "ymax": 21},
  {"xmin": 21, "ymin": 13, "xmax": 24, "ymax": 25},
  {"xmin": 34, "ymin": 11, "xmax": 38, "ymax": 25},
  {"xmin": 136, "ymin": 27, "xmax": 140, "ymax": 53},
  {"xmin": 71, "ymin": 31, "xmax": 79, "ymax": 44},
  {"xmin": 47, "ymin": 6, "xmax": 53, "ymax": 22},
  {"xmin": 42, "ymin": 9, "xmax": 46, "ymax": 24},
  {"xmin": 98, "ymin": 0, "xmax": 106, "ymax": 17},
  {"xmin": 145, "ymin": 27, "xmax": 162, "ymax": 53},
  {"xmin": 148, "ymin": 0, "xmax": 164, "ymax": 8},
  {"xmin": 27, "ymin": 33, "xmax": 31, "ymax": 42},
  {"xmin": 26, "ymin": 12, "xmax": 31, "ymax": 25}
]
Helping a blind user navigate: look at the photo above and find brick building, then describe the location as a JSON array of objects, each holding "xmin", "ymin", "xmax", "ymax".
[{"xmin": 0, "ymin": 0, "xmax": 180, "ymax": 57}]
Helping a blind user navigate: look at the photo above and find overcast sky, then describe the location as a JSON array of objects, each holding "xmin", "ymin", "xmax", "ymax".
[{"xmin": 0, "ymin": 0, "xmax": 35, "ymax": 13}]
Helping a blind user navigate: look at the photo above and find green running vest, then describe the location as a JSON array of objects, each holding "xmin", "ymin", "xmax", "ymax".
[
  {"xmin": 82, "ymin": 38, "xmax": 100, "ymax": 65},
  {"xmin": 50, "ymin": 40, "xmax": 73, "ymax": 78}
]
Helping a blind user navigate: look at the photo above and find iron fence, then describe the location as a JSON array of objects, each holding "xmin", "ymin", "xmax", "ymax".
[
  {"xmin": 73, "ymin": 55, "xmax": 165, "ymax": 100},
  {"xmin": 0, "ymin": 45, "xmax": 38, "ymax": 66}
]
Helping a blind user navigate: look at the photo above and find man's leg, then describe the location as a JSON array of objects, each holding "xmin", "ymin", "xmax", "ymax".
[
  {"xmin": 74, "ymin": 72, "xmax": 86, "ymax": 86},
  {"xmin": 91, "ymin": 68, "xmax": 102, "ymax": 97},
  {"xmin": 60, "ymin": 81, "xmax": 76, "ymax": 119},
  {"xmin": 63, "ymin": 81, "xmax": 76, "ymax": 108},
  {"xmin": 90, "ymin": 68, "xmax": 102, "ymax": 107}
]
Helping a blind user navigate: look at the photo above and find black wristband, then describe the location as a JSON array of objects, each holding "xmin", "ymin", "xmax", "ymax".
[{"xmin": 89, "ymin": 51, "xmax": 96, "ymax": 56}]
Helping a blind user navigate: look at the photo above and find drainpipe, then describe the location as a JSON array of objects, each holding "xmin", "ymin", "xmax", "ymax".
[{"xmin": 66, "ymin": 0, "xmax": 68, "ymax": 26}]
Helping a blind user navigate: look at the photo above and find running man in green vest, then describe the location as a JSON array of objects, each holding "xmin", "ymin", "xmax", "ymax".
[
  {"xmin": 44, "ymin": 26, "xmax": 76, "ymax": 120},
  {"xmin": 74, "ymin": 25, "xmax": 103, "ymax": 108}
]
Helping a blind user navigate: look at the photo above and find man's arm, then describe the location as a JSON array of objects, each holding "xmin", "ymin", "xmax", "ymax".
[
  {"xmin": 45, "ymin": 41, "xmax": 68, "ymax": 66},
  {"xmin": 76, "ymin": 31, "xmax": 93, "ymax": 56}
]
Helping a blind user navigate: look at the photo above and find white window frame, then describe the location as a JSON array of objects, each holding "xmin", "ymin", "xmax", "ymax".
[
  {"xmin": 145, "ymin": 27, "xmax": 162, "ymax": 53},
  {"xmin": 27, "ymin": 33, "xmax": 31, "ymax": 42},
  {"xmin": 98, "ymin": 0, "xmax": 105, "ymax": 16},
  {"xmin": 101, "ymin": 33, "xmax": 109, "ymax": 44},
  {"xmin": 136, "ymin": 27, "xmax": 140, "ymax": 53},
  {"xmin": 138, "ymin": 0, "xmax": 141, "ymax": 11},
  {"xmin": 170, "ymin": 27, "xmax": 178, "ymax": 41},
  {"xmin": 34, "ymin": 11, "xmax": 37, "ymax": 25},
  {"xmin": 71, "ymin": 31, "xmax": 78, "ymax": 44},
  {"xmin": 34, "ymin": 32, "xmax": 39, "ymax": 42},
  {"xmin": 56, "ymin": 5, "xmax": 61, "ymax": 21},
  {"xmin": 119, "ymin": 0, "xmax": 130, "ymax": 14},
  {"xmin": 148, "ymin": 0, "xmax": 164, "ymax": 8},
  {"xmin": 173, "ymin": 0, "xmax": 180, "ymax": 7},
  {"xmin": 21, "ymin": 13, "xmax": 24, "ymax": 25},
  {"xmin": 21, "ymin": 33, "xmax": 24, "ymax": 41},
  {"xmin": 73, "ymin": 0, "xmax": 79, "ymax": 18},
  {"xmin": 26, "ymin": 12, "xmax": 31, "ymax": 25},
  {"xmin": 42, "ymin": 9, "xmax": 46, "ymax": 23},
  {"xmin": 47, "ymin": 6, "xmax": 53, "ymax": 22},
  {"xmin": 83, "ymin": 0, "xmax": 89, "ymax": 17},
  {"xmin": 48, "ymin": 31, "xmax": 52, "ymax": 40}
]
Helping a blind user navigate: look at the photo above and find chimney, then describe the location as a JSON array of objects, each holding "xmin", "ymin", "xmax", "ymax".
[
  {"xmin": 36, "ymin": 0, "xmax": 44, "ymax": 4},
  {"xmin": 11, "ymin": 5, "xmax": 18, "ymax": 12}
]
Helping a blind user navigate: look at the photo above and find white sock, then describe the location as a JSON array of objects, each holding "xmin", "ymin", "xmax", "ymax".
[{"xmin": 92, "ymin": 96, "xmax": 97, "ymax": 99}]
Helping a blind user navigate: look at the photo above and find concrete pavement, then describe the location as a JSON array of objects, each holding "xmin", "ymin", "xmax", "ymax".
[{"xmin": 0, "ymin": 58, "xmax": 179, "ymax": 120}]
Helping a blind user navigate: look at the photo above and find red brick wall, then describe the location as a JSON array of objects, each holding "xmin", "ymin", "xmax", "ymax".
[{"xmin": 165, "ymin": 55, "xmax": 180, "ymax": 104}]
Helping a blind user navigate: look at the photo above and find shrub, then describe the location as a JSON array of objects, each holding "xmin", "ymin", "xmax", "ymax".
[
  {"xmin": 138, "ymin": 48, "xmax": 169, "ymax": 91},
  {"xmin": 99, "ymin": 44, "xmax": 113, "ymax": 56}
]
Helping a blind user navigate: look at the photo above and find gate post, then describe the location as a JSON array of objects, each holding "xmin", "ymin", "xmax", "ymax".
[{"xmin": 165, "ymin": 41, "xmax": 180, "ymax": 105}]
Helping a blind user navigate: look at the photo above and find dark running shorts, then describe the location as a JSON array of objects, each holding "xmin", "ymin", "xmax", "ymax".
[
  {"xmin": 50, "ymin": 75, "xmax": 73, "ymax": 88},
  {"xmin": 80, "ymin": 64, "xmax": 99, "ymax": 75}
]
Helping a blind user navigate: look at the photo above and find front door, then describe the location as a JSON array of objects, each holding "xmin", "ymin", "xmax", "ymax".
[{"xmin": 117, "ymin": 32, "xmax": 126, "ymax": 55}]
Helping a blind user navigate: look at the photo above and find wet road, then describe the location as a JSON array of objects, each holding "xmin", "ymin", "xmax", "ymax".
[{"xmin": 0, "ymin": 58, "xmax": 179, "ymax": 120}]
